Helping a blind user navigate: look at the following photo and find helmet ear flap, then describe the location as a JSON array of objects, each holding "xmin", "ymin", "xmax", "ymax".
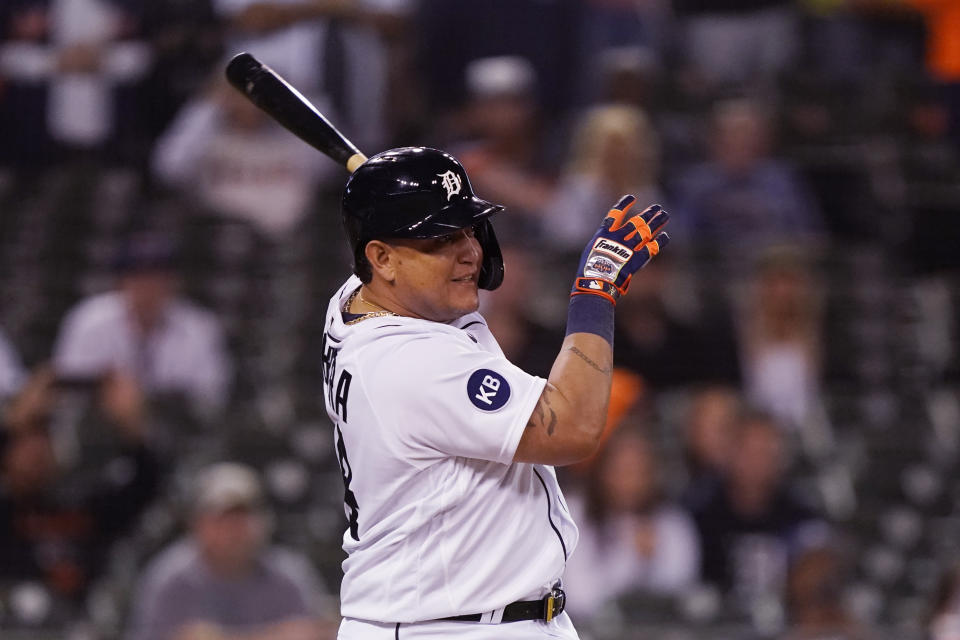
[{"xmin": 476, "ymin": 220, "xmax": 504, "ymax": 291}]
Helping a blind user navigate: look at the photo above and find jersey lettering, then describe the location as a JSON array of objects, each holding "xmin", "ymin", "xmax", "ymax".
[
  {"xmin": 323, "ymin": 331, "xmax": 352, "ymax": 423},
  {"xmin": 322, "ymin": 332, "xmax": 338, "ymax": 407},
  {"xmin": 335, "ymin": 423, "xmax": 360, "ymax": 541},
  {"xmin": 335, "ymin": 370, "xmax": 352, "ymax": 422},
  {"xmin": 476, "ymin": 375, "xmax": 500, "ymax": 405}
]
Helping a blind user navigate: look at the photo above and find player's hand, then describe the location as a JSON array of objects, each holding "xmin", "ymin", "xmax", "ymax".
[{"xmin": 571, "ymin": 195, "xmax": 669, "ymax": 304}]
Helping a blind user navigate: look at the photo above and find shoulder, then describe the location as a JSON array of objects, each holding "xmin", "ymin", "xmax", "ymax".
[
  {"xmin": 345, "ymin": 316, "xmax": 478, "ymax": 362},
  {"xmin": 655, "ymin": 504, "xmax": 698, "ymax": 532},
  {"xmin": 756, "ymin": 160, "xmax": 801, "ymax": 184},
  {"xmin": 167, "ymin": 299, "xmax": 223, "ymax": 337},
  {"xmin": 678, "ymin": 163, "xmax": 719, "ymax": 187},
  {"xmin": 62, "ymin": 292, "xmax": 126, "ymax": 329},
  {"xmin": 137, "ymin": 538, "xmax": 201, "ymax": 596},
  {"xmin": 260, "ymin": 545, "xmax": 324, "ymax": 593}
]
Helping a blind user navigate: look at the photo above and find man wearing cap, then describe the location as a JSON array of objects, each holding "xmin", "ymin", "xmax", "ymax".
[
  {"xmin": 127, "ymin": 462, "xmax": 335, "ymax": 640},
  {"xmin": 52, "ymin": 232, "xmax": 231, "ymax": 419}
]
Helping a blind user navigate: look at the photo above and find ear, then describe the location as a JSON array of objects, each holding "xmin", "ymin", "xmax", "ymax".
[{"xmin": 364, "ymin": 240, "xmax": 397, "ymax": 283}]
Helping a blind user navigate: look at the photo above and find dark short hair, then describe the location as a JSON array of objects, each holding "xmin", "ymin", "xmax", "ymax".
[{"xmin": 113, "ymin": 232, "xmax": 178, "ymax": 274}]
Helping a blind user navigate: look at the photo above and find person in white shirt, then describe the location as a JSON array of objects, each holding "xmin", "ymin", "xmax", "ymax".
[
  {"xmin": 153, "ymin": 75, "xmax": 331, "ymax": 238},
  {"xmin": 321, "ymin": 146, "xmax": 669, "ymax": 639},
  {"xmin": 0, "ymin": 0, "xmax": 152, "ymax": 151},
  {"xmin": 53, "ymin": 233, "xmax": 231, "ymax": 419},
  {"xmin": 562, "ymin": 427, "xmax": 700, "ymax": 622}
]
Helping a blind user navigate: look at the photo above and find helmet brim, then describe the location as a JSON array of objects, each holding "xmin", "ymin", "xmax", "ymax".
[{"xmin": 394, "ymin": 196, "xmax": 504, "ymax": 238}]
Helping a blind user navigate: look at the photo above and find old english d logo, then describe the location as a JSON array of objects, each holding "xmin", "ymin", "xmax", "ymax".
[{"xmin": 437, "ymin": 170, "xmax": 462, "ymax": 200}]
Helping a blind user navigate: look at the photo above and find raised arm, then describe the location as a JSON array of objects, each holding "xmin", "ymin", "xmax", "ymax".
[{"xmin": 514, "ymin": 195, "xmax": 669, "ymax": 465}]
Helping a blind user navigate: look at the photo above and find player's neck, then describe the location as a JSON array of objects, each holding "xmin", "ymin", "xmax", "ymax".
[{"xmin": 355, "ymin": 284, "xmax": 414, "ymax": 319}]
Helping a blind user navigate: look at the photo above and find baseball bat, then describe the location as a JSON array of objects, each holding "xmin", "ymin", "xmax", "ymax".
[{"xmin": 225, "ymin": 52, "xmax": 367, "ymax": 172}]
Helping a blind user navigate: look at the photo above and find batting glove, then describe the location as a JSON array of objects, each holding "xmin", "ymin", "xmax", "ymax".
[{"xmin": 571, "ymin": 195, "xmax": 670, "ymax": 305}]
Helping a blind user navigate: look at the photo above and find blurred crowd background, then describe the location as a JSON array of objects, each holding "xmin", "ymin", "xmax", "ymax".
[{"xmin": 1, "ymin": 0, "xmax": 960, "ymax": 639}]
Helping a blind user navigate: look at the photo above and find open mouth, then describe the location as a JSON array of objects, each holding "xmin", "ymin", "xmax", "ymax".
[{"xmin": 452, "ymin": 274, "xmax": 477, "ymax": 283}]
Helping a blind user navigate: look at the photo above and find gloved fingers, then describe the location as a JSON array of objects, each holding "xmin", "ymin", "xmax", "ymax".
[
  {"xmin": 629, "ymin": 231, "xmax": 670, "ymax": 269},
  {"xmin": 646, "ymin": 209, "xmax": 670, "ymax": 235},
  {"xmin": 603, "ymin": 194, "xmax": 637, "ymax": 231},
  {"xmin": 623, "ymin": 208, "xmax": 669, "ymax": 245},
  {"xmin": 637, "ymin": 204, "xmax": 663, "ymax": 225},
  {"xmin": 653, "ymin": 231, "xmax": 670, "ymax": 252}
]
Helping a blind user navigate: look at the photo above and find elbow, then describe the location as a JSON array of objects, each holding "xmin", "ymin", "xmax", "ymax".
[{"xmin": 561, "ymin": 417, "xmax": 605, "ymax": 465}]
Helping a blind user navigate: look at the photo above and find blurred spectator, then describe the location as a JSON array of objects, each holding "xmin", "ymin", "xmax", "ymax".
[
  {"xmin": 153, "ymin": 75, "xmax": 330, "ymax": 238},
  {"xmin": 217, "ymin": 0, "xmax": 411, "ymax": 150},
  {"xmin": 929, "ymin": 563, "xmax": 960, "ymax": 640},
  {"xmin": 52, "ymin": 233, "xmax": 231, "ymax": 420},
  {"xmin": 782, "ymin": 546, "xmax": 868, "ymax": 640},
  {"xmin": 802, "ymin": 1, "xmax": 925, "ymax": 85},
  {"xmin": 139, "ymin": 0, "xmax": 224, "ymax": 140},
  {"xmin": 416, "ymin": 0, "xmax": 580, "ymax": 115},
  {"xmin": 0, "ymin": 0, "xmax": 152, "ymax": 167},
  {"xmin": 904, "ymin": 0, "xmax": 960, "ymax": 149},
  {"xmin": 126, "ymin": 462, "xmax": 335, "ymax": 640},
  {"xmin": 681, "ymin": 385, "xmax": 741, "ymax": 509},
  {"xmin": 613, "ymin": 258, "xmax": 741, "ymax": 390},
  {"xmin": 0, "ymin": 327, "xmax": 26, "ymax": 401},
  {"xmin": 479, "ymin": 245, "xmax": 563, "ymax": 378},
  {"xmin": 577, "ymin": 1, "xmax": 672, "ymax": 103},
  {"xmin": 673, "ymin": 98, "xmax": 823, "ymax": 263},
  {"xmin": 0, "ymin": 367, "xmax": 161, "ymax": 602},
  {"xmin": 691, "ymin": 412, "xmax": 828, "ymax": 607},
  {"xmin": 454, "ymin": 56, "xmax": 557, "ymax": 238},
  {"xmin": 737, "ymin": 247, "xmax": 824, "ymax": 430},
  {"xmin": 563, "ymin": 427, "xmax": 700, "ymax": 622},
  {"xmin": 596, "ymin": 45, "xmax": 662, "ymax": 111},
  {"xmin": 546, "ymin": 104, "xmax": 663, "ymax": 251},
  {"xmin": 898, "ymin": 79, "xmax": 960, "ymax": 183},
  {"xmin": 673, "ymin": 0, "xmax": 799, "ymax": 90},
  {"xmin": 895, "ymin": 77, "xmax": 960, "ymax": 274}
]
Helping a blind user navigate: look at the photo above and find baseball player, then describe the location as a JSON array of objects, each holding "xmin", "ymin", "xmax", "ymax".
[{"xmin": 322, "ymin": 147, "xmax": 669, "ymax": 639}]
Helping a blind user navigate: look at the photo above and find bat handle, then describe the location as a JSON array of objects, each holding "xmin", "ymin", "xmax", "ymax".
[{"xmin": 346, "ymin": 153, "xmax": 368, "ymax": 173}]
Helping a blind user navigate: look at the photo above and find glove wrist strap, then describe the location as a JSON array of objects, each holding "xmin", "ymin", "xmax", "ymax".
[
  {"xmin": 572, "ymin": 278, "xmax": 623, "ymax": 303},
  {"xmin": 566, "ymin": 292, "xmax": 615, "ymax": 346}
]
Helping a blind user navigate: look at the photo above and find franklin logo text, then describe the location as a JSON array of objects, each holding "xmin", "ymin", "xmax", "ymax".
[{"xmin": 593, "ymin": 238, "xmax": 632, "ymax": 261}]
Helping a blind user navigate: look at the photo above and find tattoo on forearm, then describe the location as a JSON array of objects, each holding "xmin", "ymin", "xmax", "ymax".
[
  {"xmin": 527, "ymin": 386, "xmax": 558, "ymax": 436},
  {"xmin": 568, "ymin": 346, "xmax": 612, "ymax": 375}
]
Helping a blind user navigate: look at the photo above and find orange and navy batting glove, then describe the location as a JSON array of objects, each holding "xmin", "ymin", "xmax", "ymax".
[
  {"xmin": 571, "ymin": 195, "xmax": 670, "ymax": 304},
  {"xmin": 565, "ymin": 195, "xmax": 669, "ymax": 345}
]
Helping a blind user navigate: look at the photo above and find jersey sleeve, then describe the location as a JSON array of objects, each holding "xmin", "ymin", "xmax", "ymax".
[{"xmin": 366, "ymin": 333, "xmax": 545, "ymax": 466}]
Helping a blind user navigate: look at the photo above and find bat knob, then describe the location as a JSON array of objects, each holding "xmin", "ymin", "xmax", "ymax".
[{"xmin": 225, "ymin": 52, "xmax": 263, "ymax": 94}]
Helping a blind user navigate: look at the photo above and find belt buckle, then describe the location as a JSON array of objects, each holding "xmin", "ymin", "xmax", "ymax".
[{"xmin": 543, "ymin": 587, "xmax": 566, "ymax": 622}]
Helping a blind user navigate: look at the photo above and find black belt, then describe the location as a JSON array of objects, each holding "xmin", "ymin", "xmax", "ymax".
[{"xmin": 438, "ymin": 587, "xmax": 566, "ymax": 624}]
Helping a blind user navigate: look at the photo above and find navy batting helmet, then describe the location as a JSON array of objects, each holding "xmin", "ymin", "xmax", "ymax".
[{"xmin": 342, "ymin": 147, "xmax": 504, "ymax": 290}]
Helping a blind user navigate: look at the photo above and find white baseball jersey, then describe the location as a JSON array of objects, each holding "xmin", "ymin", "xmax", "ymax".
[{"xmin": 322, "ymin": 276, "xmax": 579, "ymax": 624}]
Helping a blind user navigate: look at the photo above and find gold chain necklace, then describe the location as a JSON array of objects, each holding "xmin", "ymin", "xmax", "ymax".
[
  {"xmin": 358, "ymin": 287, "xmax": 395, "ymax": 314},
  {"xmin": 345, "ymin": 287, "xmax": 397, "ymax": 324}
]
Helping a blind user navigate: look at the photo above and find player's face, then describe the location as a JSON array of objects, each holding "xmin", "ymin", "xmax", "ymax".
[{"xmin": 388, "ymin": 226, "xmax": 483, "ymax": 322}]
